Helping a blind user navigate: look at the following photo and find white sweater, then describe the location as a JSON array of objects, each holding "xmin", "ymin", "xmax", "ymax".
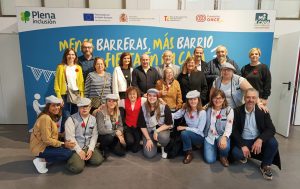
[{"xmin": 112, "ymin": 66, "xmax": 133, "ymax": 94}]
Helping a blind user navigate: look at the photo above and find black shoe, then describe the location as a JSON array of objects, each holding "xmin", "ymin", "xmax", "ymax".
[
  {"xmin": 260, "ymin": 165, "xmax": 273, "ymax": 180},
  {"xmin": 101, "ymin": 150, "xmax": 109, "ymax": 159}
]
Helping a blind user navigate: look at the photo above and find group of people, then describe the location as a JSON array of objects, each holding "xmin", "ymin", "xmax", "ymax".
[{"xmin": 29, "ymin": 42, "xmax": 280, "ymax": 180}]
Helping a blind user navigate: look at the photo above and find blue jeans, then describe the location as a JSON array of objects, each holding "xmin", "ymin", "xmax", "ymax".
[
  {"xmin": 61, "ymin": 95, "xmax": 78, "ymax": 132},
  {"xmin": 204, "ymin": 137, "xmax": 230, "ymax": 164},
  {"xmin": 38, "ymin": 146, "xmax": 73, "ymax": 163},
  {"xmin": 181, "ymin": 130, "xmax": 204, "ymax": 151},
  {"xmin": 232, "ymin": 137, "xmax": 278, "ymax": 166}
]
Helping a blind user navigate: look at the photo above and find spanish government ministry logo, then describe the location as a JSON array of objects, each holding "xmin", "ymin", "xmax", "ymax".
[{"xmin": 20, "ymin": 11, "xmax": 31, "ymax": 23}]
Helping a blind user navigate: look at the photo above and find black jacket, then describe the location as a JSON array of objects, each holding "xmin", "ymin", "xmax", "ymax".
[
  {"xmin": 177, "ymin": 71, "xmax": 208, "ymax": 104},
  {"xmin": 232, "ymin": 104, "xmax": 281, "ymax": 169},
  {"xmin": 132, "ymin": 66, "xmax": 161, "ymax": 95}
]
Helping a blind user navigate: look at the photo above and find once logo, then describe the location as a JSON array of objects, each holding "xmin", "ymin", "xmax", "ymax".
[
  {"xmin": 21, "ymin": 11, "xmax": 30, "ymax": 23},
  {"xmin": 196, "ymin": 14, "xmax": 206, "ymax": 22}
]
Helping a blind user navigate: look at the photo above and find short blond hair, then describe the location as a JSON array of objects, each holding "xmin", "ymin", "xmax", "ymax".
[{"xmin": 248, "ymin": 48, "xmax": 261, "ymax": 58}]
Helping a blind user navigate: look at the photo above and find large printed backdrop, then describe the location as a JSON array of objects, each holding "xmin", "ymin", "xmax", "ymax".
[{"xmin": 17, "ymin": 8, "xmax": 275, "ymax": 129}]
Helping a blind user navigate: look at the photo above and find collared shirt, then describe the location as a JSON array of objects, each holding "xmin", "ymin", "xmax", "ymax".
[
  {"xmin": 78, "ymin": 55, "xmax": 95, "ymax": 80},
  {"xmin": 242, "ymin": 106, "xmax": 260, "ymax": 140},
  {"xmin": 132, "ymin": 65, "xmax": 161, "ymax": 95},
  {"xmin": 196, "ymin": 61, "xmax": 202, "ymax": 71}
]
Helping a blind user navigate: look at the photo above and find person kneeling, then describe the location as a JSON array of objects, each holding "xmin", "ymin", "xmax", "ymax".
[
  {"xmin": 203, "ymin": 89, "xmax": 233, "ymax": 167},
  {"xmin": 231, "ymin": 88, "xmax": 280, "ymax": 180},
  {"xmin": 30, "ymin": 95, "xmax": 74, "ymax": 174},
  {"xmin": 65, "ymin": 98, "xmax": 104, "ymax": 174},
  {"xmin": 173, "ymin": 90, "xmax": 206, "ymax": 164},
  {"xmin": 138, "ymin": 88, "xmax": 173, "ymax": 159},
  {"xmin": 97, "ymin": 94, "xmax": 126, "ymax": 157}
]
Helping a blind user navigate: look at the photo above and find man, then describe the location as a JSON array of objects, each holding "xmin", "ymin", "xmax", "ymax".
[
  {"xmin": 231, "ymin": 88, "xmax": 280, "ymax": 180},
  {"xmin": 194, "ymin": 46, "xmax": 209, "ymax": 103},
  {"xmin": 65, "ymin": 98, "xmax": 104, "ymax": 174},
  {"xmin": 78, "ymin": 41, "xmax": 95, "ymax": 80},
  {"xmin": 132, "ymin": 54, "xmax": 161, "ymax": 96},
  {"xmin": 156, "ymin": 50, "xmax": 180, "ymax": 79},
  {"xmin": 207, "ymin": 45, "xmax": 240, "ymax": 90},
  {"xmin": 194, "ymin": 46, "xmax": 208, "ymax": 74}
]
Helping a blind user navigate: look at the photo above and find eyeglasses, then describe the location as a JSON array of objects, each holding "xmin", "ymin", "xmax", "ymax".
[{"xmin": 82, "ymin": 46, "xmax": 92, "ymax": 49}]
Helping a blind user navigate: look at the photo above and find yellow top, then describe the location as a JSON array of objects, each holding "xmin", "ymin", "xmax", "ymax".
[{"xmin": 54, "ymin": 64, "xmax": 84, "ymax": 98}]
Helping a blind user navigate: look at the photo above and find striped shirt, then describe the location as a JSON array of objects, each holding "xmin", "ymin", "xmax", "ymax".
[{"xmin": 85, "ymin": 71, "xmax": 112, "ymax": 101}]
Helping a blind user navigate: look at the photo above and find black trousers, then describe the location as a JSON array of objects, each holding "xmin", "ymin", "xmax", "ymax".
[
  {"xmin": 124, "ymin": 125, "xmax": 142, "ymax": 153},
  {"xmin": 98, "ymin": 134, "xmax": 126, "ymax": 156}
]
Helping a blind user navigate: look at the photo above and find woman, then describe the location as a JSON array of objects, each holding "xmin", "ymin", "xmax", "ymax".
[
  {"xmin": 30, "ymin": 95, "xmax": 74, "ymax": 173},
  {"xmin": 156, "ymin": 67, "xmax": 183, "ymax": 112},
  {"xmin": 172, "ymin": 90, "xmax": 206, "ymax": 164},
  {"xmin": 177, "ymin": 56, "xmax": 208, "ymax": 104},
  {"xmin": 85, "ymin": 57, "xmax": 112, "ymax": 112},
  {"xmin": 203, "ymin": 89, "xmax": 233, "ymax": 167},
  {"xmin": 241, "ymin": 48, "xmax": 271, "ymax": 106},
  {"xmin": 119, "ymin": 86, "xmax": 146, "ymax": 153},
  {"xmin": 96, "ymin": 94, "xmax": 126, "ymax": 157},
  {"xmin": 211, "ymin": 62, "xmax": 253, "ymax": 109},
  {"xmin": 112, "ymin": 52, "xmax": 133, "ymax": 99},
  {"xmin": 54, "ymin": 48, "xmax": 84, "ymax": 124},
  {"xmin": 137, "ymin": 88, "xmax": 173, "ymax": 159}
]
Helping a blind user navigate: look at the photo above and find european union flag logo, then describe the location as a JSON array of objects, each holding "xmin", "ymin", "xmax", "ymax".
[{"xmin": 83, "ymin": 13, "xmax": 94, "ymax": 21}]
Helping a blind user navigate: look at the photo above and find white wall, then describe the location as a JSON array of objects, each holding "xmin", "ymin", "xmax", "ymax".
[
  {"xmin": 0, "ymin": 11, "xmax": 299, "ymax": 124},
  {"xmin": 0, "ymin": 33, "xmax": 27, "ymax": 124}
]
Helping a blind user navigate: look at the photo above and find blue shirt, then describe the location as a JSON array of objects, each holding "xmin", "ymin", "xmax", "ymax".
[
  {"xmin": 242, "ymin": 107, "xmax": 260, "ymax": 140},
  {"xmin": 78, "ymin": 55, "xmax": 95, "ymax": 80},
  {"xmin": 172, "ymin": 109, "xmax": 206, "ymax": 136}
]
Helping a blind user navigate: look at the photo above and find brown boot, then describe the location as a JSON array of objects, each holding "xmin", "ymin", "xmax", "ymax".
[
  {"xmin": 183, "ymin": 150, "xmax": 193, "ymax": 164},
  {"xmin": 220, "ymin": 157, "xmax": 229, "ymax": 167}
]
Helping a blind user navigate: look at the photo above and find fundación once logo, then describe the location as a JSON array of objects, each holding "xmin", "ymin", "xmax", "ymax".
[
  {"xmin": 20, "ymin": 10, "xmax": 56, "ymax": 24},
  {"xmin": 255, "ymin": 13, "xmax": 270, "ymax": 27}
]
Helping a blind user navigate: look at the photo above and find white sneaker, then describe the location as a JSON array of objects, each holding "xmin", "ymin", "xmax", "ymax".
[
  {"xmin": 161, "ymin": 147, "xmax": 168, "ymax": 159},
  {"xmin": 33, "ymin": 158, "xmax": 48, "ymax": 174}
]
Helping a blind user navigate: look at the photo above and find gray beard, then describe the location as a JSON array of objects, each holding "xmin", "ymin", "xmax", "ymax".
[{"xmin": 218, "ymin": 56, "xmax": 227, "ymax": 64}]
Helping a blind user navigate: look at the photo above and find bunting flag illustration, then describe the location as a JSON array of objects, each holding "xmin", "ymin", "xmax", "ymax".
[{"xmin": 27, "ymin": 65, "xmax": 56, "ymax": 83}]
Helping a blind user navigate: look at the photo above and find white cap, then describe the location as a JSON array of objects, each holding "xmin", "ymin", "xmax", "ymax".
[
  {"xmin": 186, "ymin": 90, "xmax": 200, "ymax": 99},
  {"xmin": 77, "ymin": 97, "xmax": 91, "ymax": 107},
  {"xmin": 106, "ymin": 94, "xmax": 119, "ymax": 100},
  {"xmin": 45, "ymin": 95, "xmax": 62, "ymax": 104},
  {"xmin": 147, "ymin": 88, "xmax": 159, "ymax": 95},
  {"xmin": 221, "ymin": 62, "xmax": 236, "ymax": 71}
]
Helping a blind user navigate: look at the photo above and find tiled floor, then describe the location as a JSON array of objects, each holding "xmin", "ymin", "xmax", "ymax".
[{"xmin": 0, "ymin": 124, "xmax": 299, "ymax": 189}]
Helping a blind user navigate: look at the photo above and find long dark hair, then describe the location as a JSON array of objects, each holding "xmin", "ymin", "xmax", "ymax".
[
  {"xmin": 119, "ymin": 52, "xmax": 132, "ymax": 68},
  {"xmin": 61, "ymin": 48, "xmax": 78, "ymax": 65},
  {"xmin": 145, "ymin": 95, "xmax": 161, "ymax": 121},
  {"xmin": 38, "ymin": 103, "xmax": 62, "ymax": 122}
]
